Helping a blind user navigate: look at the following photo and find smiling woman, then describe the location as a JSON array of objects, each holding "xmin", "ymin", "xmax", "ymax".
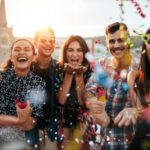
[{"xmin": 0, "ymin": 38, "xmax": 46, "ymax": 149}]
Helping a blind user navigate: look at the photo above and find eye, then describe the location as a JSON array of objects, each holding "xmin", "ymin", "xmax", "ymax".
[
  {"xmin": 109, "ymin": 39, "xmax": 115, "ymax": 44},
  {"xmin": 77, "ymin": 48, "xmax": 83, "ymax": 52},
  {"xmin": 40, "ymin": 39, "xmax": 47, "ymax": 43},
  {"xmin": 13, "ymin": 47, "xmax": 20, "ymax": 52},
  {"xmin": 118, "ymin": 38, "xmax": 124, "ymax": 43},
  {"xmin": 49, "ymin": 39, "xmax": 55, "ymax": 44},
  {"xmin": 67, "ymin": 48, "xmax": 73, "ymax": 52},
  {"xmin": 24, "ymin": 47, "xmax": 32, "ymax": 51}
]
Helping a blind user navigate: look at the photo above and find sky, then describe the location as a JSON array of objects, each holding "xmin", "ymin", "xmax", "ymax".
[{"xmin": 3, "ymin": 0, "xmax": 150, "ymax": 37}]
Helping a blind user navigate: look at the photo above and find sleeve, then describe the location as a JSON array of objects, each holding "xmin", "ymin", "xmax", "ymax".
[
  {"xmin": 84, "ymin": 72, "xmax": 99, "ymax": 96},
  {"xmin": 83, "ymin": 58, "xmax": 106, "ymax": 96}
]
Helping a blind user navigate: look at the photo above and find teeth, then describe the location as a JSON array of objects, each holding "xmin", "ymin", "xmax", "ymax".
[{"xmin": 18, "ymin": 57, "xmax": 27, "ymax": 61}]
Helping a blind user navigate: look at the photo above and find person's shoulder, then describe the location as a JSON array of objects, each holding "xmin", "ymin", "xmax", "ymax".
[
  {"xmin": 51, "ymin": 58, "xmax": 58, "ymax": 67},
  {"xmin": 1, "ymin": 68, "xmax": 13, "ymax": 76},
  {"xmin": 55, "ymin": 62, "xmax": 65, "ymax": 72}
]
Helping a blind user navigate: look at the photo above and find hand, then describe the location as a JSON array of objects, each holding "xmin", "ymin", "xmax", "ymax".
[
  {"xmin": 64, "ymin": 63, "xmax": 75, "ymax": 74},
  {"xmin": 74, "ymin": 65, "xmax": 87, "ymax": 74},
  {"xmin": 91, "ymin": 111, "xmax": 110, "ymax": 127},
  {"xmin": 114, "ymin": 108, "xmax": 137, "ymax": 127},
  {"xmin": 86, "ymin": 97, "xmax": 106, "ymax": 113},
  {"xmin": 18, "ymin": 117, "xmax": 37, "ymax": 131},
  {"xmin": 16, "ymin": 100, "xmax": 32, "ymax": 124}
]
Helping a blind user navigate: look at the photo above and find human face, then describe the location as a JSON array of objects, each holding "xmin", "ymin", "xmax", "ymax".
[
  {"xmin": 66, "ymin": 41, "xmax": 84, "ymax": 66},
  {"xmin": 106, "ymin": 30, "xmax": 128, "ymax": 60},
  {"xmin": 11, "ymin": 40, "xmax": 34, "ymax": 73},
  {"xmin": 146, "ymin": 35, "xmax": 150, "ymax": 62},
  {"xmin": 35, "ymin": 32, "xmax": 55, "ymax": 57}
]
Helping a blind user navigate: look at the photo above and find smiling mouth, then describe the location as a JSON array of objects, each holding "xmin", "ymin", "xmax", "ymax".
[
  {"xmin": 112, "ymin": 47, "xmax": 125, "ymax": 53},
  {"xmin": 17, "ymin": 57, "xmax": 28, "ymax": 62}
]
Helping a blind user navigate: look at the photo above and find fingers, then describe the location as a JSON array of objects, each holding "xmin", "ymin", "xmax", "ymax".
[
  {"xmin": 114, "ymin": 113, "xmax": 122, "ymax": 125},
  {"xmin": 114, "ymin": 108, "xmax": 137, "ymax": 127},
  {"xmin": 65, "ymin": 63, "xmax": 86, "ymax": 74},
  {"xmin": 86, "ymin": 98, "xmax": 106, "ymax": 113}
]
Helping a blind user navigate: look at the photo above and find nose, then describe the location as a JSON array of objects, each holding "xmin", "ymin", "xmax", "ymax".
[
  {"xmin": 114, "ymin": 41, "xmax": 120, "ymax": 48},
  {"xmin": 72, "ymin": 51, "xmax": 78, "ymax": 57},
  {"xmin": 19, "ymin": 49, "xmax": 25, "ymax": 54}
]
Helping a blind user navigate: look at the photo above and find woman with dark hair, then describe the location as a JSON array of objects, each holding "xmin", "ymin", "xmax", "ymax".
[
  {"xmin": 54, "ymin": 35, "xmax": 92, "ymax": 149},
  {"xmin": 0, "ymin": 38, "xmax": 46, "ymax": 149},
  {"xmin": 128, "ymin": 29, "xmax": 150, "ymax": 150}
]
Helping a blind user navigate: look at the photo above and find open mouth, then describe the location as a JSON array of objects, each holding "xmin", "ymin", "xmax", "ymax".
[
  {"xmin": 17, "ymin": 57, "xmax": 28, "ymax": 62},
  {"xmin": 71, "ymin": 59, "xmax": 80, "ymax": 65}
]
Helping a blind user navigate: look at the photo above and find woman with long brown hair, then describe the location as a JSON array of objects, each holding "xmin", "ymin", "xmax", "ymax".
[{"xmin": 128, "ymin": 29, "xmax": 150, "ymax": 150}]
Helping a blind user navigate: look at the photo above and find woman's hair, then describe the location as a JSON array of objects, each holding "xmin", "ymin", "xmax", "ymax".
[
  {"xmin": 137, "ymin": 28, "xmax": 150, "ymax": 106},
  {"xmin": 1, "ymin": 38, "xmax": 35, "ymax": 70},
  {"xmin": 61, "ymin": 35, "xmax": 90, "ymax": 66}
]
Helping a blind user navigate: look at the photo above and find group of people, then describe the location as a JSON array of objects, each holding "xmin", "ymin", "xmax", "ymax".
[{"xmin": 0, "ymin": 22, "xmax": 149, "ymax": 150}]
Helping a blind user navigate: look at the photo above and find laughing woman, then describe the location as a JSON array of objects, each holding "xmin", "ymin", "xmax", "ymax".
[
  {"xmin": 0, "ymin": 39, "xmax": 46, "ymax": 149},
  {"xmin": 54, "ymin": 35, "xmax": 92, "ymax": 149}
]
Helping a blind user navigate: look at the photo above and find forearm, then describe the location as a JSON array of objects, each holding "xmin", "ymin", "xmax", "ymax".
[
  {"xmin": 58, "ymin": 73, "xmax": 73, "ymax": 105},
  {"xmin": 0, "ymin": 115, "xmax": 19, "ymax": 126},
  {"xmin": 75, "ymin": 74, "xmax": 85, "ymax": 105}
]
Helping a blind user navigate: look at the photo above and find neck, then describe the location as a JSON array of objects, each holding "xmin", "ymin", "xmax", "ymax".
[
  {"xmin": 37, "ymin": 54, "xmax": 51, "ymax": 69},
  {"xmin": 112, "ymin": 53, "xmax": 131, "ymax": 71},
  {"xmin": 14, "ymin": 68, "xmax": 30, "ymax": 77}
]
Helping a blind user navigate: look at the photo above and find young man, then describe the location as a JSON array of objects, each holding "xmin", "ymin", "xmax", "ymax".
[
  {"xmin": 26, "ymin": 27, "xmax": 58, "ymax": 150},
  {"xmin": 83, "ymin": 22, "xmax": 137, "ymax": 150}
]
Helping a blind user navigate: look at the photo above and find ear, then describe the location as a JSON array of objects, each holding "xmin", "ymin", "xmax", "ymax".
[{"xmin": 105, "ymin": 39, "xmax": 109, "ymax": 50}]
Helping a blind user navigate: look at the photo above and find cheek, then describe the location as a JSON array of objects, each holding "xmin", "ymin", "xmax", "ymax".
[
  {"xmin": 11, "ymin": 53, "xmax": 17, "ymax": 63},
  {"xmin": 66, "ymin": 52, "xmax": 71, "ymax": 61},
  {"xmin": 28, "ymin": 53, "xmax": 34, "ymax": 61},
  {"xmin": 80, "ymin": 53, "xmax": 84, "ymax": 62}
]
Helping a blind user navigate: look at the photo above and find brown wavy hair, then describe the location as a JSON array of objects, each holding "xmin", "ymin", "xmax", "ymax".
[{"xmin": 61, "ymin": 35, "xmax": 90, "ymax": 66}]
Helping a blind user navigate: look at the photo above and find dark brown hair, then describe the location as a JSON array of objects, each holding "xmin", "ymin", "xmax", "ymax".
[
  {"xmin": 137, "ymin": 28, "xmax": 150, "ymax": 106},
  {"xmin": 105, "ymin": 22, "xmax": 128, "ymax": 35},
  {"xmin": 61, "ymin": 35, "xmax": 90, "ymax": 66}
]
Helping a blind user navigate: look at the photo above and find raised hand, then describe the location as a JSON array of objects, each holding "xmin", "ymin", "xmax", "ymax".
[
  {"xmin": 64, "ymin": 63, "xmax": 75, "ymax": 74},
  {"xmin": 74, "ymin": 65, "xmax": 87, "ymax": 74}
]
